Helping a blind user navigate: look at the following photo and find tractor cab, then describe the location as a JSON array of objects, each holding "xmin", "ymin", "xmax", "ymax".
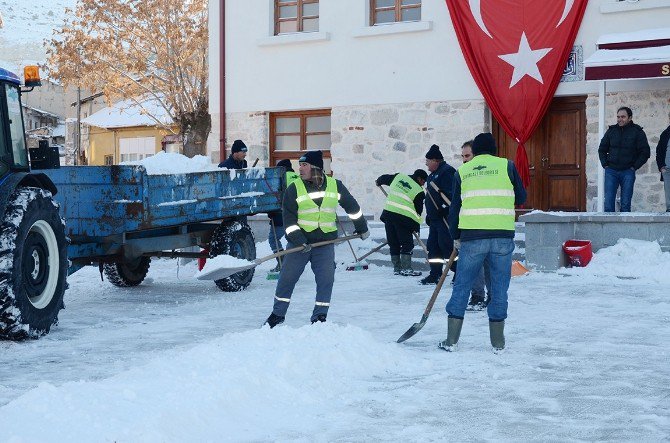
[{"xmin": 0, "ymin": 67, "xmax": 31, "ymax": 180}]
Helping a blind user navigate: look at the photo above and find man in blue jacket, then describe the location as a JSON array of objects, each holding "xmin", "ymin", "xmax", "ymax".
[
  {"xmin": 218, "ymin": 139, "xmax": 248, "ymax": 169},
  {"xmin": 420, "ymin": 144, "xmax": 457, "ymax": 285}
]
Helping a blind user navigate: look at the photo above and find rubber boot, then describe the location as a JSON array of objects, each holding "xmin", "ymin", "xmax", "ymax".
[
  {"xmin": 438, "ymin": 317, "xmax": 463, "ymax": 352},
  {"xmin": 489, "ymin": 320, "xmax": 505, "ymax": 352},
  {"xmin": 399, "ymin": 254, "xmax": 422, "ymax": 276},
  {"xmin": 391, "ymin": 255, "xmax": 401, "ymax": 275}
]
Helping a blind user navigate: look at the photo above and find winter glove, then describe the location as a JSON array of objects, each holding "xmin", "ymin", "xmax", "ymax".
[
  {"xmin": 357, "ymin": 230, "xmax": 370, "ymax": 240},
  {"xmin": 453, "ymin": 239, "xmax": 461, "ymax": 251},
  {"xmin": 301, "ymin": 243, "xmax": 312, "ymax": 254},
  {"xmin": 375, "ymin": 179, "xmax": 382, "ymax": 187}
]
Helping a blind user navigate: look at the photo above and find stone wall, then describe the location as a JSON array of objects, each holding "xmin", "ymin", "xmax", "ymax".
[
  {"xmin": 330, "ymin": 101, "xmax": 488, "ymax": 216},
  {"xmin": 585, "ymin": 89, "xmax": 670, "ymax": 212},
  {"xmin": 207, "ymin": 111, "xmax": 270, "ymax": 167}
]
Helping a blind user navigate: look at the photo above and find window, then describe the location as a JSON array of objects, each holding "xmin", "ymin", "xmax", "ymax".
[
  {"xmin": 119, "ymin": 137, "xmax": 155, "ymax": 163},
  {"xmin": 4, "ymin": 84, "xmax": 28, "ymax": 168},
  {"xmin": 270, "ymin": 110, "xmax": 331, "ymax": 173},
  {"xmin": 104, "ymin": 155, "xmax": 114, "ymax": 165},
  {"xmin": 274, "ymin": 0, "xmax": 319, "ymax": 35},
  {"xmin": 371, "ymin": 0, "xmax": 421, "ymax": 25}
]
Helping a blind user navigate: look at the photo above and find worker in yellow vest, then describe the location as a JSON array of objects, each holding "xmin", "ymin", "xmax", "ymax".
[
  {"xmin": 265, "ymin": 150, "xmax": 369, "ymax": 328},
  {"xmin": 440, "ymin": 133, "xmax": 526, "ymax": 353},
  {"xmin": 267, "ymin": 159, "xmax": 300, "ymax": 274},
  {"xmin": 375, "ymin": 169, "xmax": 427, "ymax": 276}
]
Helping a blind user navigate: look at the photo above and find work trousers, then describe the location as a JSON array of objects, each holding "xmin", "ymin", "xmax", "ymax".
[
  {"xmin": 272, "ymin": 243, "xmax": 335, "ymax": 322},
  {"xmin": 384, "ymin": 222, "xmax": 415, "ymax": 256},
  {"xmin": 426, "ymin": 218, "xmax": 454, "ymax": 277}
]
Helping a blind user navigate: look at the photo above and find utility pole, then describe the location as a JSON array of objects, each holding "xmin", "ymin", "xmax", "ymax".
[{"xmin": 76, "ymin": 86, "xmax": 81, "ymax": 165}]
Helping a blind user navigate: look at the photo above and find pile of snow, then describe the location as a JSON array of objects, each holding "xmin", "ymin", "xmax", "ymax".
[
  {"xmin": 560, "ymin": 238, "xmax": 670, "ymax": 283},
  {"xmin": 0, "ymin": 324, "xmax": 416, "ymax": 441},
  {"xmin": 121, "ymin": 151, "xmax": 219, "ymax": 175}
]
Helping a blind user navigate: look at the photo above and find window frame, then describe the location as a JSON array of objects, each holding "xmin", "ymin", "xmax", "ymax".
[
  {"xmin": 274, "ymin": 0, "xmax": 320, "ymax": 36},
  {"xmin": 269, "ymin": 109, "xmax": 332, "ymax": 172},
  {"xmin": 370, "ymin": 0, "xmax": 421, "ymax": 26}
]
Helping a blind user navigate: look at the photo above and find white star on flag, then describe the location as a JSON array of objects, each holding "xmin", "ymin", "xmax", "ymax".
[{"xmin": 498, "ymin": 32, "xmax": 552, "ymax": 88}]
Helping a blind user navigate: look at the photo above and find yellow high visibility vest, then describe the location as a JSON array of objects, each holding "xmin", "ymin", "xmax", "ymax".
[
  {"xmin": 293, "ymin": 176, "xmax": 339, "ymax": 233},
  {"xmin": 383, "ymin": 174, "xmax": 422, "ymax": 223},
  {"xmin": 458, "ymin": 155, "xmax": 515, "ymax": 231}
]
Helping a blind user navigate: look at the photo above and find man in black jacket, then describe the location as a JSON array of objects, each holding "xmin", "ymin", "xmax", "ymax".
[
  {"xmin": 265, "ymin": 150, "xmax": 369, "ymax": 328},
  {"xmin": 376, "ymin": 169, "xmax": 427, "ymax": 276},
  {"xmin": 598, "ymin": 107, "xmax": 650, "ymax": 212},
  {"xmin": 655, "ymin": 113, "xmax": 670, "ymax": 212},
  {"xmin": 420, "ymin": 144, "xmax": 457, "ymax": 285},
  {"xmin": 218, "ymin": 139, "xmax": 248, "ymax": 169}
]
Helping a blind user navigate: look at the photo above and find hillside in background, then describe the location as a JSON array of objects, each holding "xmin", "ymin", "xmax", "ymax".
[{"xmin": 0, "ymin": 0, "xmax": 75, "ymax": 73}]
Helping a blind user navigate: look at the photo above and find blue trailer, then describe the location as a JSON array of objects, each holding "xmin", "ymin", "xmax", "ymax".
[{"xmin": 0, "ymin": 65, "xmax": 282, "ymax": 340}]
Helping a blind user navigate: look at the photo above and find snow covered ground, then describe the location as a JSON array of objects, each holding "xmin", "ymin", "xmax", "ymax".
[{"xmin": 0, "ymin": 238, "xmax": 668, "ymax": 441}]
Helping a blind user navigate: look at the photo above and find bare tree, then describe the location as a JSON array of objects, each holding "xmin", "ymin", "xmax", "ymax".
[{"xmin": 47, "ymin": 0, "xmax": 209, "ymax": 157}]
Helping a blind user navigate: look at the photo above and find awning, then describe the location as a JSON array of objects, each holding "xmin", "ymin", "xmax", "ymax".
[{"xmin": 584, "ymin": 28, "xmax": 670, "ymax": 81}]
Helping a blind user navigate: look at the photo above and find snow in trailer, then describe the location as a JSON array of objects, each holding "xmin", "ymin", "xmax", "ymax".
[{"xmin": 0, "ymin": 236, "xmax": 668, "ymax": 441}]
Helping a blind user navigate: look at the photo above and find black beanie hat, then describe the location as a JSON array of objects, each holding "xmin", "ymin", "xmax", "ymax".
[
  {"xmin": 276, "ymin": 159, "xmax": 294, "ymax": 172},
  {"xmin": 472, "ymin": 133, "xmax": 496, "ymax": 155},
  {"xmin": 298, "ymin": 150, "xmax": 324, "ymax": 170},
  {"xmin": 231, "ymin": 139, "xmax": 248, "ymax": 153},
  {"xmin": 425, "ymin": 144, "xmax": 443, "ymax": 160},
  {"xmin": 412, "ymin": 169, "xmax": 428, "ymax": 182}
]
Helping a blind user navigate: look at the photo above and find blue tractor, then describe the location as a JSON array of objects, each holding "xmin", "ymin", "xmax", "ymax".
[
  {"xmin": 0, "ymin": 67, "xmax": 68, "ymax": 339},
  {"xmin": 0, "ymin": 66, "xmax": 283, "ymax": 340}
]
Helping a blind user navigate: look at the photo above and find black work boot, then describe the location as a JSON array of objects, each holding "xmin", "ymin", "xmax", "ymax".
[
  {"xmin": 467, "ymin": 294, "xmax": 486, "ymax": 311},
  {"xmin": 270, "ymin": 257, "xmax": 282, "ymax": 273},
  {"xmin": 264, "ymin": 313, "xmax": 285, "ymax": 329},
  {"xmin": 311, "ymin": 314, "xmax": 327, "ymax": 324},
  {"xmin": 399, "ymin": 254, "xmax": 422, "ymax": 277},
  {"xmin": 419, "ymin": 273, "xmax": 439, "ymax": 285},
  {"xmin": 391, "ymin": 255, "xmax": 401, "ymax": 275}
]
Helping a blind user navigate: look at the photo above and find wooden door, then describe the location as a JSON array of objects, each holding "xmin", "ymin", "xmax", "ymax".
[{"xmin": 493, "ymin": 95, "xmax": 586, "ymax": 212}]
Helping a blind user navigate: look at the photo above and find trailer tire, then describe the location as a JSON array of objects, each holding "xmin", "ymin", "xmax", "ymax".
[
  {"xmin": 103, "ymin": 257, "xmax": 151, "ymax": 287},
  {"xmin": 209, "ymin": 220, "xmax": 256, "ymax": 292},
  {"xmin": 0, "ymin": 187, "xmax": 68, "ymax": 340}
]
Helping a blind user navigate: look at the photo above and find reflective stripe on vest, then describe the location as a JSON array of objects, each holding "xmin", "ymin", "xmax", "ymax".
[
  {"xmin": 458, "ymin": 155, "xmax": 515, "ymax": 231},
  {"xmin": 294, "ymin": 177, "xmax": 339, "ymax": 233},
  {"xmin": 383, "ymin": 173, "xmax": 422, "ymax": 224}
]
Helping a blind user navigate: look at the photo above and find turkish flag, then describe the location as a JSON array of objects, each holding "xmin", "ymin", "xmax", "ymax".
[{"xmin": 445, "ymin": 0, "xmax": 587, "ymax": 188}]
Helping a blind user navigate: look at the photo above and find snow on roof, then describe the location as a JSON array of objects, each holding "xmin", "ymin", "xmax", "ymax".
[
  {"xmin": 597, "ymin": 27, "xmax": 670, "ymax": 45},
  {"xmin": 584, "ymin": 44, "xmax": 670, "ymax": 66},
  {"xmin": 52, "ymin": 123, "xmax": 66, "ymax": 137},
  {"xmin": 81, "ymin": 96, "xmax": 174, "ymax": 129}
]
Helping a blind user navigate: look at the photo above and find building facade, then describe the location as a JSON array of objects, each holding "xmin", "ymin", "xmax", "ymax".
[{"xmin": 208, "ymin": 0, "xmax": 670, "ymax": 216}]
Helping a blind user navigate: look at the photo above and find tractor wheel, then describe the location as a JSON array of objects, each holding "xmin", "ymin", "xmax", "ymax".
[
  {"xmin": 103, "ymin": 257, "xmax": 151, "ymax": 287},
  {"xmin": 0, "ymin": 187, "xmax": 68, "ymax": 339},
  {"xmin": 209, "ymin": 220, "xmax": 256, "ymax": 292}
]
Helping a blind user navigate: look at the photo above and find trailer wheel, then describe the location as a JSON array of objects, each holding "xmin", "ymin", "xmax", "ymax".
[
  {"xmin": 103, "ymin": 257, "xmax": 151, "ymax": 287},
  {"xmin": 209, "ymin": 220, "xmax": 256, "ymax": 292},
  {"xmin": 0, "ymin": 187, "xmax": 68, "ymax": 340}
]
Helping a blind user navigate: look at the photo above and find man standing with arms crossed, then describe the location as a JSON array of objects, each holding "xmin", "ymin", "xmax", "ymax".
[{"xmin": 440, "ymin": 133, "xmax": 526, "ymax": 352}]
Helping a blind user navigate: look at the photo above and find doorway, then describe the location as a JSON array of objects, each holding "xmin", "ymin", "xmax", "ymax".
[{"xmin": 493, "ymin": 95, "xmax": 587, "ymax": 212}]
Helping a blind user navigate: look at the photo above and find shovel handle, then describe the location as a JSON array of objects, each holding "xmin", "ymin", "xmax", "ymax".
[{"xmin": 257, "ymin": 234, "xmax": 363, "ymax": 265}]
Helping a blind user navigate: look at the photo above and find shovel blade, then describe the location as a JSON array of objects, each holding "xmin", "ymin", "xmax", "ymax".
[
  {"xmin": 196, "ymin": 263, "xmax": 257, "ymax": 281},
  {"xmin": 396, "ymin": 317, "xmax": 428, "ymax": 343}
]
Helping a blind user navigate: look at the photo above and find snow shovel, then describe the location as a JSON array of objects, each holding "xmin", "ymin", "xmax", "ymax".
[
  {"xmin": 396, "ymin": 248, "xmax": 458, "ymax": 343},
  {"xmin": 337, "ymin": 219, "xmax": 368, "ymax": 271},
  {"xmin": 345, "ymin": 241, "xmax": 389, "ymax": 271},
  {"xmin": 196, "ymin": 234, "xmax": 363, "ymax": 281}
]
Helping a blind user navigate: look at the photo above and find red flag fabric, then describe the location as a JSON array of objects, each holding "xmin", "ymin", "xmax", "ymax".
[{"xmin": 445, "ymin": 0, "xmax": 587, "ymax": 188}]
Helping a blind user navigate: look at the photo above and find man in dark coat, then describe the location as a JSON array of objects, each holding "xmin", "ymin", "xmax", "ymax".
[
  {"xmin": 655, "ymin": 113, "xmax": 670, "ymax": 212},
  {"xmin": 265, "ymin": 150, "xmax": 369, "ymax": 328},
  {"xmin": 376, "ymin": 169, "xmax": 427, "ymax": 276},
  {"xmin": 598, "ymin": 106, "xmax": 650, "ymax": 212},
  {"xmin": 218, "ymin": 139, "xmax": 248, "ymax": 169},
  {"xmin": 419, "ymin": 144, "xmax": 457, "ymax": 285}
]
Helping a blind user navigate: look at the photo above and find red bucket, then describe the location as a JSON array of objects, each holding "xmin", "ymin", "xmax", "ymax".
[{"xmin": 562, "ymin": 240, "xmax": 592, "ymax": 267}]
